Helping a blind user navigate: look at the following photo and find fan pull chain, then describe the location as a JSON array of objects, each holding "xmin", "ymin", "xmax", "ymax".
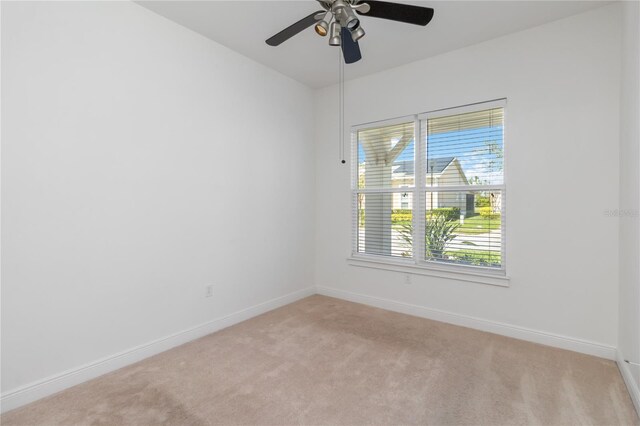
[{"xmin": 339, "ymin": 47, "xmax": 345, "ymax": 165}]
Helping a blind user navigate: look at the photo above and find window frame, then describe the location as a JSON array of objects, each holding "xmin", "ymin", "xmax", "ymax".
[{"xmin": 350, "ymin": 99, "xmax": 508, "ymax": 286}]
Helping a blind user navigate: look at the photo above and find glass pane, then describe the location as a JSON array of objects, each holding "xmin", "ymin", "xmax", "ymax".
[
  {"xmin": 424, "ymin": 190, "xmax": 502, "ymax": 268},
  {"xmin": 425, "ymin": 108, "xmax": 503, "ymax": 187},
  {"xmin": 357, "ymin": 193, "xmax": 413, "ymax": 258},
  {"xmin": 357, "ymin": 122, "xmax": 415, "ymax": 190}
]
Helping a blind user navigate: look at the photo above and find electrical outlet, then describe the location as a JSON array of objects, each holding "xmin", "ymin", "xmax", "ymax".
[
  {"xmin": 404, "ymin": 274, "xmax": 412, "ymax": 285},
  {"xmin": 205, "ymin": 285, "xmax": 213, "ymax": 298}
]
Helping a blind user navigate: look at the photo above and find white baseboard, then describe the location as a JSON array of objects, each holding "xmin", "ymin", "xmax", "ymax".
[
  {"xmin": 1, "ymin": 285, "xmax": 622, "ymax": 415},
  {"xmin": 0, "ymin": 286, "xmax": 315, "ymax": 414},
  {"xmin": 316, "ymin": 286, "xmax": 617, "ymax": 360},
  {"xmin": 617, "ymin": 350, "xmax": 640, "ymax": 416}
]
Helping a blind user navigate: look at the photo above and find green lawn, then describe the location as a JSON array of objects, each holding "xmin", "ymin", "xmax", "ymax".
[
  {"xmin": 389, "ymin": 215, "xmax": 500, "ymax": 234},
  {"xmin": 456, "ymin": 215, "xmax": 501, "ymax": 235},
  {"xmin": 385, "ymin": 211, "xmax": 501, "ymax": 236}
]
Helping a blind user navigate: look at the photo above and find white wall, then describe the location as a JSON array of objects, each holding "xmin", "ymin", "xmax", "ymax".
[
  {"xmin": 1, "ymin": 0, "xmax": 314, "ymax": 402},
  {"xmin": 618, "ymin": 0, "xmax": 640, "ymax": 410},
  {"xmin": 314, "ymin": 5, "xmax": 622, "ymax": 351}
]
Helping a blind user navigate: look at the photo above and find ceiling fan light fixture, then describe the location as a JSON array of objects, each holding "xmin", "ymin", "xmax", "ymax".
[
  {"xmin": 314, "ymin": 11, "xmax": 331, "ymax": 36},
  {"xmin": 315, "ymin": 21, "xmax": 328, "ymax": 36},
  {"xmin": 350, "ymin": 25, "xmax": 365, "ymax": 42},
  {"xmin": 342, "ymin": 5, "xmax": 360, "ymax": 30},
  {"xmin": 329, "ymin": 21, "xmax": 342, "ymax": 46}
]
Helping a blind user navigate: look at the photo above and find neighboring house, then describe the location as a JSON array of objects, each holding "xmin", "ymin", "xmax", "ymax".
[{"xmin": 391, "ymin": 157, "xmax": 473, "ymax": 214}]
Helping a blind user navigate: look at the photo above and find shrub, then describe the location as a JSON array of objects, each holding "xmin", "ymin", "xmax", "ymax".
[
  {"xmin": 477, "ymin": 206, "xmax": 500, "ymax": 220},
  {"xmin": 446, "ymin": 249, "xmax": 501, "ymax": 267},
  {"xmin": 397, "ymin": 223, "xmax": 413, "ymax": 257},
  {"xmin": 391, "ymin": 209, "xmax": 412, "ymax": 224},
  {"xmin": 425, "ymin": 215, "xmax": 459, "ymax": 259},
  {"xmin": 398, "ymin": 215, "xmax": 459, "ymax": 260},
  {"xmin": 392, "ymin": 207, "xmax": 461, "ymax": 224},
  {"xmin": 427, "ymin": 207, "xmax": 460, "ymax": 221},
  {"xmin": 475, "ymin": 195, "xmax": 491, "ymax": 207}
]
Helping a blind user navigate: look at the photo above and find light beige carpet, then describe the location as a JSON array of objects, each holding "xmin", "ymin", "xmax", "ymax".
[{"xmin": 2, "ymin": 295, "xmax": 638, "ymax": 425}]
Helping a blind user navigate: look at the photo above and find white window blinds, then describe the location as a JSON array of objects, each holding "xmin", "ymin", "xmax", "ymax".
[
  {"xmin": 422, "ymin": 106, "xmax": 504, "ymax": 268},
  {"xmin": 354, "ymin": 121, "xmax": 415, "ymax": 258},
  {"xmin": 352, "ymin": 101, "xmax": 506, "ymax": 273}
]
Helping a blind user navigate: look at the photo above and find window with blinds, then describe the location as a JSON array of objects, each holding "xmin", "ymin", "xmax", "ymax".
[
  {"xmin": 355, "ymin": 121, "xmax": 415, "ymax": 258},
  {"xmin": 352, "ymin": 100, "xmax": 505, "ymax": 274}
]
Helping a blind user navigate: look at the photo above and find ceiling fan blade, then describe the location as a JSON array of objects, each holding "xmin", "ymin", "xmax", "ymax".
[
  {"xmin": 356, "ymin": 1, "xmax": 434, "ymax": 26},
  {"xmin": 266, "ymin": 10, "xmax": 325, "ymax": 46},
  {"xmin": 341, "ymin": 28, "xmax": 362, "ymax": 64}
]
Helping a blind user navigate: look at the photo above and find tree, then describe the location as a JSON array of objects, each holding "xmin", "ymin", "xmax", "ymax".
[
  {"xmin": 469, "ymin": 176, "xmax": 488, "ymax": 186},
  {"xmin": 485, "ymin": 140, "xmax": 504, "ymax": 174}
]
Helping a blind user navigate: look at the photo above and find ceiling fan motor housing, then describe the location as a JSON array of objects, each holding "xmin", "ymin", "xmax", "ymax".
[{"xmin": 332, "ymin": 0, "xmax": 361, "ymax": 30}]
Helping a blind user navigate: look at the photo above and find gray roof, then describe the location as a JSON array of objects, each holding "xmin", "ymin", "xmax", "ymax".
[{"xmin": 393, "ymin": 157, "xmax": 455, "ymax": 175}]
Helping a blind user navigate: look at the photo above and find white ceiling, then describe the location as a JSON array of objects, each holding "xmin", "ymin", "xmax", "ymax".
[{"xmin": 137, "ymin": 0, "xmax": 610, "ymax": 88}]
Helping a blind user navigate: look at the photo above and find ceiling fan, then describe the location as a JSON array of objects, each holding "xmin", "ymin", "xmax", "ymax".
[{"xmin": 265, "ymin": 0, "xmax": 434, "ymax": 64}]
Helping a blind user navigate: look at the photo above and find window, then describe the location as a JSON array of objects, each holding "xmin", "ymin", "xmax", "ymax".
[
  {"xmin": 352, "ymin": 100, "xmax": 506, "ymax": 276},
  {"xmin": 400, "ymin": 192, "xmax": 409, "ymax": 209}
]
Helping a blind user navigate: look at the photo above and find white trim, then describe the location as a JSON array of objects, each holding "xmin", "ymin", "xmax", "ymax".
[
  {"xmin": 0, "ymin": 286, "xmax": 315, "ymax": 414},
  {"xmin": 414, "ymin": 116, "xmax": 425, "ymax": 263},
  {"xmin": 617, "ymin": 350, "xmax": 640, "ymax": 416},
  {"xmin": 501, "ymin": 103, "xmax": 508, "ymax": 270},
  {"xmin": 352, "ymin": 181, "xmax": 503, "ymax": 195},
  {"xmin": 1, "ymin": 286, "xmax": 626, "ymax": 415},
  {"xmin": 351, "ymin": 130, "xmax": 359, "ymax": 254},
  {"xmin": 347, "ymin": 255, "xmax": 509, "ymax": 287},
  {"xmin": 350, "ymin": 130, "xmax": 358, "ymax": 189},
  {"xmin": 350, "ymin": 99, "xmax": 506, "ymax": 132},
  {"xmin": 417, "ymin": 98, "xmax": 507, "ymax": 121},
  {"xmin": 423, "ymin": 184, "xmax": 504, "ymax": 193},
  {"xmin": 351, "ymin": 115, "xmax": 415, "ymax": 132},
  {"xmin": 355, "ymin": 187, "xmax": 419, "ymax": 194},
  {"xmin": 315, "ymin": 285, "xmax": 616, "ymax": 360}
]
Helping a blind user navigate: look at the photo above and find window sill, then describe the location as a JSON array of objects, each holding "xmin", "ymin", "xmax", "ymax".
[{"xmin": 346, "ymin": 256, "xmax": 510, "ymax": 287}]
